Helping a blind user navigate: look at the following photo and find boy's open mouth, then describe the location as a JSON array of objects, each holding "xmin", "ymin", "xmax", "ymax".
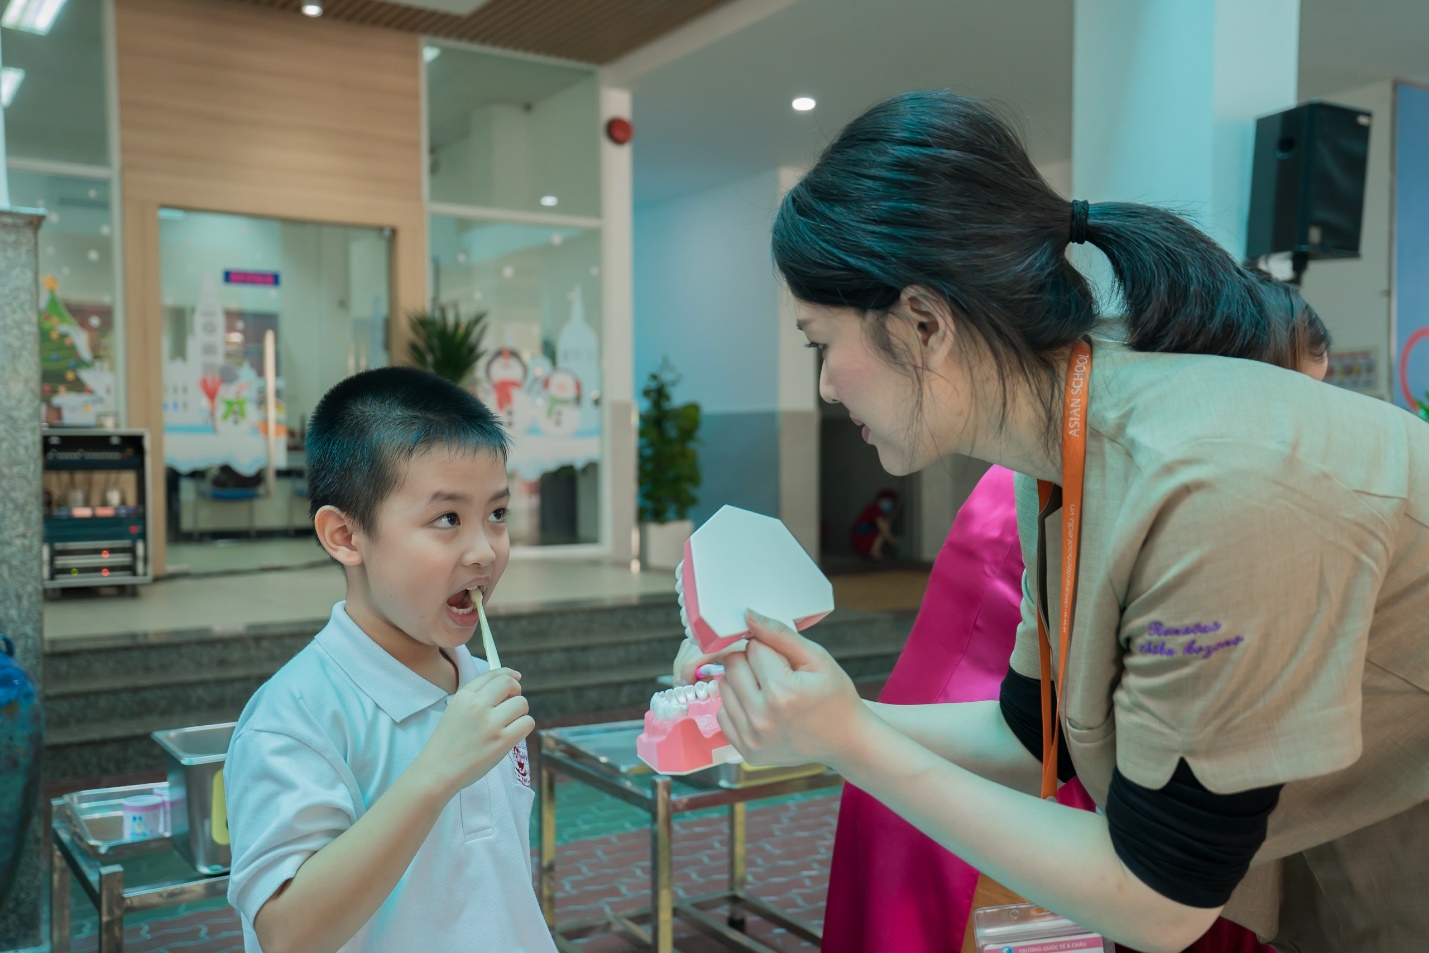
[{"xmin": 445, "ymin": 585, "xmax": 482, "ymax": 622}]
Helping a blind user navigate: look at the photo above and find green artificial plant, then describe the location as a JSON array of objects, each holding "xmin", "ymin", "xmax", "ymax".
[
  {"xmin": 638, "ymin": 359, "xmax": 701, "ymax": 524},
  {"xmin": 407, "ymin": 305, "xmax": 489, "ymax": 386}
]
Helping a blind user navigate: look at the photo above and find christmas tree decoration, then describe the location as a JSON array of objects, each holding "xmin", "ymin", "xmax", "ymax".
[{"xmin": 38, "ymin": 275, "xmax": 93, "ymax": 399}]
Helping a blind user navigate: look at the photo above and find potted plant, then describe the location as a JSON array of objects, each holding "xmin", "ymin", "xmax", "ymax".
[
  {"xmin": 407, "ymin": 305, "xmax": 489, "ymax": 386},
  {"xmin": 638, "ymin": 360, "xmax": 701, "ymax": 569}
]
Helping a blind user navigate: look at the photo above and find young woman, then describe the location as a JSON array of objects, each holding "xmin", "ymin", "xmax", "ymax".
[
  {"xmin": 710, "ymin": 91, "xmax": 1428, "ymax": 953},
  {"xmin": 819, "ymin": 279, "xmax": 1331, "ymax": 953}
]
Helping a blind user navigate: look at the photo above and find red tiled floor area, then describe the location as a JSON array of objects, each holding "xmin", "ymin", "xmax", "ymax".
[{"xmin": 69, "ymin": 792, "xmax": 840, "ymax": 953}]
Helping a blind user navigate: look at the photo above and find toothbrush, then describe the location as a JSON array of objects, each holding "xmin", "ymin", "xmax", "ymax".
[{"xmin": 475, "ymin": 589, "xmax": 501, "ymax": 670}]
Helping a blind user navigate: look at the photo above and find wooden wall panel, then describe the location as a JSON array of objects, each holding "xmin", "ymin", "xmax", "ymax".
[{"xmin": 115, "ymin": 0, "xmax": 428, "ymax": 575}]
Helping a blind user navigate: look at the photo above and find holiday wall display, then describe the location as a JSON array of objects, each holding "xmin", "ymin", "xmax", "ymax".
[{"xmin": 38, "ymin": 275, "xmax": 118, "ymax": 426}]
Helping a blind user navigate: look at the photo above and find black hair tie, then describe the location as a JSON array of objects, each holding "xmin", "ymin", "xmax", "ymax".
[{"xmin": 1069, "ymin": 200, "xmax": 1090, "ymax": 245}]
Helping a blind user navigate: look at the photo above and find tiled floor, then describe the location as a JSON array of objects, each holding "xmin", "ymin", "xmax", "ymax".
[{"xmin": 62, "ymin": 788, "xmax": 842, "ymax": 953}]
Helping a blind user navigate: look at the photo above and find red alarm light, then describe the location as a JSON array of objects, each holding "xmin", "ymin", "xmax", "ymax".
[{"xmin": 605, "ymin": 117, "xmax": 633, "ymax": 145}]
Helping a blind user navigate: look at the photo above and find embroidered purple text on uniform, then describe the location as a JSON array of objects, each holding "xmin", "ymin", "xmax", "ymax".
[
  {"xmin": 1136, "ymin": 620, "xmax": 1243, "ymax": 660},
  {"xmin": 1147, "ymin": 620, "xmax": 1222, "ymax": 637}
]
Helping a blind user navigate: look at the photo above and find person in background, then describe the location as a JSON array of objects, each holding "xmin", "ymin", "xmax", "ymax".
[{"xmin": 851, "ymin": 488, "xmax": 901, "ymax": 560}]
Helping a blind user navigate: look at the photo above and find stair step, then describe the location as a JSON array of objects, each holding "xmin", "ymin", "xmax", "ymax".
[
  {"xmin": 46, "ymin": 675, "xmax": 270, "ymax": 732},
  {"xmin": 46, "ymin": 660, "xmax": 282, "ymax": 698},
  {"xmin": 41, "ymin": 597, "xmax": 912, "ymax": 782},
  {"xmin": 44, "ymin": 599, "xmax": 688, "ymax": 682},
  {"xmin": 48, "ymin": 707, "xmax": 244, "ymax": 749}
]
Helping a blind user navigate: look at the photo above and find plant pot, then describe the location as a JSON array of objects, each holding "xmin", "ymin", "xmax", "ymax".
[{"xmin": 641, "ymin": 519, "xmax": 693, "ymax": 570}]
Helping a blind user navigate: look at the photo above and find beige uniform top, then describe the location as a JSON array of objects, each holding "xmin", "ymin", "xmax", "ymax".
[{"xmin": 1008, "ymin": 346, "xmax": 1429, "ymax": 952}]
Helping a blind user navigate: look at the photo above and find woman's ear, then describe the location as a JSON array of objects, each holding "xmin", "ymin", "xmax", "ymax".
[
  {"xmin": 898, "ymin": 285, "xmax": 957, "ymax": 370},
  {"xmin": 314, "ymin": 505, "xmax": 364, "ymax": 568}
]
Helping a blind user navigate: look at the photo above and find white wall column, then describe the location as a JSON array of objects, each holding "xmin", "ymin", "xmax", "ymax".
[
  {"xmin": 1073, "ymin": 0, "xmax": 1300, "ymax": 259},
  {"xmin": 599, "ymin": 85, "xmax": 636, "ymax": 563}
]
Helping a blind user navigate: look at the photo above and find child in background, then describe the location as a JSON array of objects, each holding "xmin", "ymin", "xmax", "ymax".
[
  {"xmin": 225, "ymin": 367, "xmax": 554, "ymax": 953},
  {"xmin": 850, "ymin": 488, "xmax": 900, "ymax": 560}
]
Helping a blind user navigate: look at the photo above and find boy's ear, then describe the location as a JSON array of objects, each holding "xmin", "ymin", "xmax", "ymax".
[{"xmin": 314, "ymin": 505, "xmax": 364, "ymax": 567}]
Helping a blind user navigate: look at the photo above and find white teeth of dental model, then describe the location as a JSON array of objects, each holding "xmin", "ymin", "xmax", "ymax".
[{"xmin": 650, "ymin": 681, "xmax": 723, "ymax": 721}]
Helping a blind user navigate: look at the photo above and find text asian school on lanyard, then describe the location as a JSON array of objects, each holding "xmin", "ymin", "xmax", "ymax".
[{"xmin": 1039, "ymin": 338, "xmax": 1092, "ymax": 800}]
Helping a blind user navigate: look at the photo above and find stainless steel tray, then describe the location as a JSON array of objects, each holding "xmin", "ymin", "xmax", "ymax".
[
  {"xmin": 58, "ymin": 782, "xmax": 172, "ymax": 859},
  {"xmin": 548, "ymin": 721, "xmax": 651, "ymax": 775}
]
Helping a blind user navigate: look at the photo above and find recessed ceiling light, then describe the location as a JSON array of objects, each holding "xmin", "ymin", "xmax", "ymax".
[
  {"xmin": 424, "ymin": 45, "xmax": 442, "ymax": 63},
  {"xmin": 1, "ymin": 67, "xmax": 25, "ymax": 108},
  {"xmin": 792, "ymin": 97, "xmax": 816, "ymax": 112},
  {"xmin": 2, "ymin": 0, "xmax": 69, "ymax": 36},
  {"xmin": 540, "ymin": 195, "xmax": 559, "ymax": 207},
  {"xmin": 301, "ymin": 1, "xmax": 322, "ymax": 17}
]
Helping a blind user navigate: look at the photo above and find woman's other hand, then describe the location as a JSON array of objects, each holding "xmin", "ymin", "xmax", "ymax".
[{"xmin": 673, "ymin": 635, "xmax": 747, "ymax": 685}]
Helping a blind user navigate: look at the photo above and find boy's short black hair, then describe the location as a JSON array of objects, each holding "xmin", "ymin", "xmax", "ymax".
[{"xmin": 306, "ymin": 367, "xmax": 510, "ymax": 533}]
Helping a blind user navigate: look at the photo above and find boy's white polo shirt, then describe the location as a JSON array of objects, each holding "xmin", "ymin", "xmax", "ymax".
[{"xmin": 226, "ymin": 602, "xmax": 554, "ymax": 953}]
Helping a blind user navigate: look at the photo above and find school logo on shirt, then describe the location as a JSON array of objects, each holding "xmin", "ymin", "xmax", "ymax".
[
  {"xmin": 512, "ymin": 739, "xmax": 531, "ymax": 788},
  {"xmin": 1136, "ymin": 620, "xmax": 1243, "ymax": 661}
]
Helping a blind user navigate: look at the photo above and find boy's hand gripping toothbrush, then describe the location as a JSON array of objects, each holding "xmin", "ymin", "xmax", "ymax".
[{"xmin": 637, "ymin": 505, "xmax": 834, "ymax": 775}]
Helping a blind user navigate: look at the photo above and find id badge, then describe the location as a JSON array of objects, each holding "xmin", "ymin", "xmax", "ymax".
[{"xmin": 972, "ymin": 902, "xmax": 1113, "ymax": 953}]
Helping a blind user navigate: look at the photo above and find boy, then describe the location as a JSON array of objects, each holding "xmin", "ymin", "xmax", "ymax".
[{"xmin": 225, "ymin": 367, "xmax": 553, "ymax": 953}]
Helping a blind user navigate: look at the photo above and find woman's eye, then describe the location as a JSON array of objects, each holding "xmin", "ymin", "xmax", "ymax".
[
  {"xmin": 804, "ymin": 341, "xmax": 825, "ymax": 352},
  {"xmin": 490, "ymin": 508, "xmax": 508, "ymax": 524},
  {"xmin": 434, "ymin": 512, "xmax": 460, "ymax": 528}
]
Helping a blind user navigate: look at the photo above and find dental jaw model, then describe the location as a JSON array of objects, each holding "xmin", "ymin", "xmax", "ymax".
[
  {"xmin": 637, "ymin": 505, "xmax": 834, "ymax": 775},
  {"xmin": 636, "ymin": 678, "xmax": 741, "ymax": 775}
]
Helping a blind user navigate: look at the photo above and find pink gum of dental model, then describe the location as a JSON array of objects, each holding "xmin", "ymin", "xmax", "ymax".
[{"xmin": 636, "ymin": 679, "xmax": 740, "ymax": 776}]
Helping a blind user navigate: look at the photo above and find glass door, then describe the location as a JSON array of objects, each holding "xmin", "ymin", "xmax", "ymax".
[{"xmin": 157, "ymin": 208, "xmax": 391, "ymax": 575}]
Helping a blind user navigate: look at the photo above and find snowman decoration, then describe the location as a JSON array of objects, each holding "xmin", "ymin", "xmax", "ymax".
[
  {"xmin": 541, "ymin": 369, "xmax": 582, "ymax": 438},
  {"xmin": 484, "ymin": 346, "xmax": 535, "ymax": 435}
]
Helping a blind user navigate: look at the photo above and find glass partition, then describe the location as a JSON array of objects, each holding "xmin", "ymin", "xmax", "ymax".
[
  {"xmin": 430, "ymin": 212, "xmax": 602, "ymax": 546},
  {"xmin": 20, "ymin": 170, "xmax": 120, "ymax": 425},
  {"xmin": 157, "ymin": 208, "xmax": 391, "ymax": 574},
  {"xmin": 426, "ymin": 43, "xmax": 600, "ymax": 218}
]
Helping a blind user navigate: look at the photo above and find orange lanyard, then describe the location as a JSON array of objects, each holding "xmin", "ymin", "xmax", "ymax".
[{"xmin": 1036, "ymin": 339, "xmax": 1092, "ymax": 800}]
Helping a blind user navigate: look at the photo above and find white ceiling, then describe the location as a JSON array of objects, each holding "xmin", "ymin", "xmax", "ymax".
[{"xmin": 627, "ymin": 0, "xmax": 1429, "ymax": 207}]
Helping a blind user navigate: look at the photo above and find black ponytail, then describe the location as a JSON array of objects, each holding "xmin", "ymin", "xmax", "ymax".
[{"xmin": 1085, "ymin": 203, "xmax": 1295, "ymax": 364}]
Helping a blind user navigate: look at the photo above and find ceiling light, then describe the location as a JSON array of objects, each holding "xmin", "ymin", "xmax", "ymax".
[
  {"xmin": 792, "ymin": 97, "xmax": 816, "ymax": 112},
  {"xmin": 1, "ymin": 67, "xmax": 24, "ymax": 108},
  {"xmin": 2, "ymin": 0, "xmax": 69, "ymax": 36},
  {"xmin": 540, "ymin": 195, "xmax": 558, "ymax": 207},
  {"xmin": 424, "ymin": 45, "xmax": 442, "ymax": 63},
  {"xmin": 301, "ymin": 1, "xmax": 322, "ymax": 17}
]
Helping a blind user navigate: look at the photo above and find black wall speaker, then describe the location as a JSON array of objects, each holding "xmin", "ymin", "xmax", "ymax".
[{"xmin": 1245, "ymin": 100, "xmax": 1371, "ymax": 261}]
